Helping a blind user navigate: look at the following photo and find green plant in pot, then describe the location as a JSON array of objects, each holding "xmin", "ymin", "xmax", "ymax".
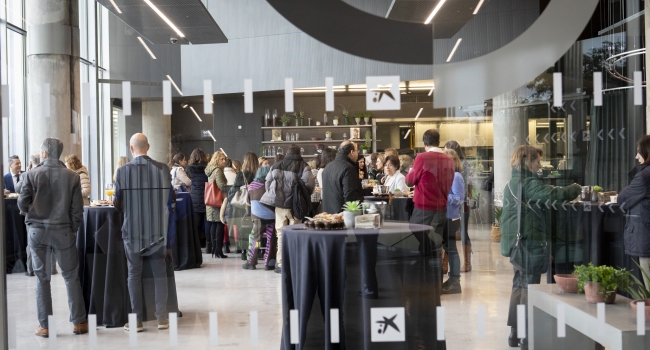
[
  {"xmin": 490, "ymin": 206, "xmax": 502, "ymax": 242},
  {"xmin": 592, "ymin": 185, "xmax": 603, "ymax": 202},
  {"xmin": 627, "ymin": 260, "xmax": 650, "ymax": 322},
  {"xmin": 360, "ymin": 131, "xmax": 371, "ymax": 154},
  {"xmin": 354, "ymin": 112, "xmax": 364, "ymax": 125},
  {"xmin": 339, "ymin": 104, "xmax": 350, "ymax": 125},
  {"xmin": 573, "ymin": 263, "xmax": 632, "ymax": 304},
  {"xmin": 363, "ymin": 112, "xmax": 372, "ymax": 125},
  {"xmin": 342, "ymin": 200, "xmax": 363, "ymax": 228},
  {"xmin": 279, "ymin": 114, "xmax": 292, "ymax": 126}
]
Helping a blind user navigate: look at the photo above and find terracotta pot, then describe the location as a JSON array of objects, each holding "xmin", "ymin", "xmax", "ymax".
[
  {"xmin": 630, "ymin": 299, "xmax": 650, "ymax": 322},
  {"xmin": 490, "ymin": 224, "xmax": 501, "ymax": 242},
  {"xmin": 554, "ymin": 274, "xmax": 578, "ymax": 293},
  {"xmin": 584, "ymin": 282, "xmax": 616, "ymax": 304}
]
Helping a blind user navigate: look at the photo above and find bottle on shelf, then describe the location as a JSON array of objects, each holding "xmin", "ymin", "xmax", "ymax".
[
  {"xmin": 323, "ymin": 112, "xmax": 328, "ymax": 126},
  {"xmin": 286, "ymin": 133, "xmax": 290, "ymax": 141},
  {"xmin": 264, "ymin": 109, "xmax": 270, "ymax": 127},
  {"xmin": 277, "ymin": 147, "xmax": 283, "ymax": 155},
  {"xmin": 272, "ymin": 109, "xmax": 277, "ymax": 127},
  {"xmin": 271, "ymin": 146, "xmax": 276, "ymax": 156},
  {"xmin": 295, "ymin": 133, "xmax": 299, "ymax": 141}
]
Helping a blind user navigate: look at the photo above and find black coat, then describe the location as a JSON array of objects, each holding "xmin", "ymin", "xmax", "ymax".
[
  {"xmin": 619, "ymin": 164, "xmax": 650, "ymax": 257},
  {"xmin": 187, "ymin": 163, "xmax": 208, "ymax": 213},
  {"xmin": 321, "ymin": 153, "xmax": 364, "ymax": 214}
]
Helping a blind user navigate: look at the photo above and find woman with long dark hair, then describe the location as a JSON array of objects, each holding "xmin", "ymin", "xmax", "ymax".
[
  {"xmin": 170, "ymin": 153, "xmax": 192, "ymax": 191},
  {"xmin": 187, "ymin": 149, "xmax": 210, "ymax": 252},
  {"xmin": 444, "ymin": 140, "xmax": 473, "ymax": 272}
]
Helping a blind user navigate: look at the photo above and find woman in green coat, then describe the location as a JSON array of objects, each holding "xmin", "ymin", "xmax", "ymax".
[
  {"xmin": 500, "ymin": 145, "xmax": 581, "ymax": 349},
  {"xmin": 205, "ymin": 151, "xmax": 229, "ymax": 258}
]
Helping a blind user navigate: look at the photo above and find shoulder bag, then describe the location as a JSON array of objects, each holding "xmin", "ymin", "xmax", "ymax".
[
  {"xmin": 508, "ymin": 178, "xmax": 549, "ymax": 275},
  {"xmin": 205, "ymin": 177, "xmax": 224, "ymax": 207},
  {"xmin": 230, "ymin": 176, "xmax": 250, "ymax": 209}
]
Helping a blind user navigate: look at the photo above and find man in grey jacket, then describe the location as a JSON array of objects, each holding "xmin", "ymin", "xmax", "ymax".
[
  {"xmin": 18, "ymin": 138, "xmax": 87, "ymax": 337},
  {"xmin": 260, "ymin": 144, "xmax": 314, "ymax": 273}
]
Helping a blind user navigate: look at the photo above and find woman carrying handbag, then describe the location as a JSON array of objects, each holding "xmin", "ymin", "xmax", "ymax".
[
  {"xmin": 205, "ymin": 151, "xmax": 229, "ymax": 258},
  {"xmin": 500, "ymin": 145, "xmax": 580, "ymax": 349}
]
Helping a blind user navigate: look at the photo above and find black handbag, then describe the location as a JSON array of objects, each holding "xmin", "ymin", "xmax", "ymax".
[{"xmin": 508, "ymin": 179, "xmax": 549, "ymax": 275}]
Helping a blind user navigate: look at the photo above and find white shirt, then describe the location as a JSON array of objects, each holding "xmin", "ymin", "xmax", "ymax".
[
  {"xmin": 384, "ymin": 172, "xmax": 406, "ymax": 193},
  {"xmin": 10, "ymin": 170, "xmax": 20, "ymax": 188},
  {"xmin": 317, "ymin": 168, "xmax": 324, "ymax": 192},
  {"xmin": 427, "ymin": 147, "xmax": 444, "ymax": 153}
]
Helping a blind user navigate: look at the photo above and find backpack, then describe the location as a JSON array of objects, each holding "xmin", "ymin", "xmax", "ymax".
[{"xmin": 291, "ymin": 167, "xmax": 312, "ymax": 220}]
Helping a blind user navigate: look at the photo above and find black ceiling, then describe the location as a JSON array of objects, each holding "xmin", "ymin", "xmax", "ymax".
[
  {"xmin": 96, "ymin": 0, "xmax": 227, "ymax": 45},
  {"xmin": 386, "ymin": 0, "xmax": 482, "ymax": 38}
]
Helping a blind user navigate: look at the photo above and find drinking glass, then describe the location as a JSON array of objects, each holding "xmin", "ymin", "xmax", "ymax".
[{"xmin": 105, "ymin": 183, "xmax": 115, "ymax": 202}]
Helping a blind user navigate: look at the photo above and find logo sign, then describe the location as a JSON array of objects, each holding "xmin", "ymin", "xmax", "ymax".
[
  {"xmin": 366, "ymin": 76, "xmax": 401, "ymax": 111},
  {"xmin": 583, "ymin": 130, "xmax": 590, "ymax": 141},
  {"xmin": 371, "ymin": 307, "xmax": 405, "ymax": 342}
]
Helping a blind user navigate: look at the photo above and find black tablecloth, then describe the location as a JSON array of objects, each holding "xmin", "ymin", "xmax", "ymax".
[
  {"xmin": 5, "ymin": 198, "xmax": 27, "ymax": 273},
  {"xmin": 281, "ymin": 222, "xmax": 446, "ymax": 349},
  {"xmin": 77, "ymin": 206, "xmax": 180, "ymax": 327},
  {"xmin": 362, "ymin": 187, "xmax": 374, "ymax": 196},
  {"xmin": 171, "ymin": 192, "xmax": 202, "ymax": 270},
  {"xmin": 363, "ymin": 196, "xmax": 414, "ymax": 222}
]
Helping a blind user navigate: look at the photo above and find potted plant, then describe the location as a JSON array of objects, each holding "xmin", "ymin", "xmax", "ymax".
[
  {"xmin": 354, "ymin": 112, "xmax": 363, "ymax": 125},
  {"xmin": 627, "ymin": 260, "xmax": 650, "ymax": 321},
  {"xmin": 592, "ymin": 185, "xmax": 603, "ymax": 202},
  {"xmin": 360, "ymin": 131, "xmax": 372, "ymax": 154},
  {"xmin": 325, "ymin": 131, "xmax": 332, "ymax": 140},
  {"xmin": 363, "ymin": 112, "xmax": 372, "ymax": 125},
  {"xmin": 342, "ymin": 200, "xmax": 363, "ymax": 228},
  {"xmin": 491, "ymin": 206, "xmax": 502, "ymax": 242},
  {"xmin": 333, "ymin": 116, "xmax": 339, "ymax": 126},
  {"xmin": 297, "ymin": 106, "xmax": 305, "ymax": 126},
  {"xmin": 339, "ymin": 104, "xmax": 350, "ymax": 125},
  {"xmin": 279, "ymin": 114, "xmax": 292, "ymax": 127},
  {"xmin": 574, "ymin": 263, "xmax": 632, "ymax": 304}
]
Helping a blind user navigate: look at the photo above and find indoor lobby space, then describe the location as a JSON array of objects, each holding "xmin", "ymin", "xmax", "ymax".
[{"xmin": 2, "ymin": 0, "xmax": 650, "ymax": 349}]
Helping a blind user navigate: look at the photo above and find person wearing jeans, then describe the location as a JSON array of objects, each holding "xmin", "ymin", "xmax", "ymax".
[
  {"xmin": 18, "ymin": 138, "xmax": 87, "ymax": 337},
  {"xmin": 441, "ymin": 149, "xmax": 465, "ymax": 294}
]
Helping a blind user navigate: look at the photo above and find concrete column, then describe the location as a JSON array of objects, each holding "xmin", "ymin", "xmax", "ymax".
[
  {"xmin": 26, "ymin": 0, "xmax": 81, "ymax": 158},
  {"xmin": 492, "ymin": 92, "xmax": 527, "ymax": 199},
  {"xmin": 142, "ymin": 102, "xmax": 171, "ymax": 164}
]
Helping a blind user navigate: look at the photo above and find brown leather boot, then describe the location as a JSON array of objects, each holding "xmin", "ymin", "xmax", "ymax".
[
  {"xmin": 35, "ymin": 326, "xmax": 48, "ymax": 338},
  {"xmin": 441, "ymin": 250, "xmax": 449, "ymax": 275},
  {"xmin": 73, "ymin": 321, "xmax": 88, "ymax": 334},
  {"xmin": 461, "ymin": 244, "xmax": 472, "ymax": 272}
]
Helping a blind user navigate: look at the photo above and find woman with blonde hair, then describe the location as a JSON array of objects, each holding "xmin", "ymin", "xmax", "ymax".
[
  {"xmin": 113, "ymin": 156, "xmax": 130, "ymax": 182},
  {"xmin": 227, "ymin": 152, "xmax": 259, "ymax": 253},
  {"xmin": 64, "ymin": 154, "xmax": 91, "ymax": 206},
  {"xmin": 205, "ymin": 151, "xmax": 229, "ymax": 258},
  {"xmin": 500, "ymin": 145, "xmax": 580, "ymax": 347},
  {"xmin": 440, "ymin": 149, "xmax": 464, "ymax": 294}
]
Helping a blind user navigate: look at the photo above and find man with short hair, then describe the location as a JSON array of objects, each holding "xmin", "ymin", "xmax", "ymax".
[
  {"xmin": 260, "ymin": 144, "xmax": 314, "ymax": 274},
  {"xmin": 4, "ymin": 155, "xmax": 22, "ymax": 194},
  {"xmin": 406, "ymin": 129, "xmax": 455, "ymax": 255},
  {"xmin": 321, "ymin": 140, "xmax": 364, "ymax": 214},
  {"xmin": 114, "ymin": 133, "xmax": 173, "ymax": 332},
  {"xmin": 18, "ymin": 138, "xmax": 87, "ymax": 337}
]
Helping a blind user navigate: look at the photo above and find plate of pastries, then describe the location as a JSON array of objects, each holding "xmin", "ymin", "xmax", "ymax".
[
  {"xmin": 304, "ymin": 212, "xmax": 345, "ymax": 230},
  {"xmin": 90, "ymin": 200, "xmax": 112, "ymax": 207}
]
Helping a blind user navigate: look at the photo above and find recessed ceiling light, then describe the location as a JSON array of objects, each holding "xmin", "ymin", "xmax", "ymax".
[
  {"xmin": 166, "ymin": 75, "xmax": 183, "ymax": 96},
  {"xmin": 189, "ymin": 106, "xmax": 203, "ymax": 122},
  {"xmin": 424, "ymin": 0, "xmax": 446, "ymax": 24},
  {"xmin": 473, "ymin": 0, "xmax": 485, "ymax": 15},
  {"xmin": 137, "ymin": 37, "xmax": 156, "ymax": 59},
  {"xmin": 446, "ymin": 38, "xmax": 462, "ymax": 62},
  {"xmin": 181, "ymin": 102, "xmax": 189, "ymax": 108},
  {"xmin": 109, "ymin": 0, "xmax": 122, "ymax": 13},
  {"xmin": 144, "ymin": 0, "xmax": 185, "ymax": 38}
]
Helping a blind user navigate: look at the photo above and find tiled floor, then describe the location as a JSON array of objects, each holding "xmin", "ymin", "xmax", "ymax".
[{"xmin": 7, "ymin": 224, "xmax": 532, "ymax": 349}]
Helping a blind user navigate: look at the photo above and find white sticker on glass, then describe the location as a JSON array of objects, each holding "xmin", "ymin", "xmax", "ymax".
[
  {"xmin": 204, "ymin": 80, "xmax": 213, "ymax": 115},
  {"xmin": 250, "ymin": 311, "xmax": 259, "ymax": 344},
  {"xmin": 593, "ymin": 72, "xmax": 603, "ymax": 106},
  {"xmin": 290, "ymin": 309, "xmax": 299, "ymax": 344},
  {"xmin": 122, "ymin": 81, "xmax": 131, "ymax": 116},
  {"xmin": 48, "ymin": 315, "xmax": 57, "ymax": 349},
  {"xmin": 89, "ymin": 314, "xmax": 97, "ymax": 348},
  {"xmin": 169, "ymin": 312, "xmax": 178, "ymax": 346},
  {"xmin": 634, "ymin": 71, "xmax": 643, "ymax": 105},
  {"xmin": 366, "ymin": 76, "xmax": 401, "ymax": 111},
  {"xmin": 637, "ymin": 301, "xmax": 646, "ymax": 335},
  {"xmin": 330, "ymin": 309, "xmax": 340, "ymax": 343},
  {"xmin": 325, "ymin": 77, "xmax": 334, "ymax": 111},
  {"xmin": 82, "ymin": 82, "xmax": 91, "ymax": 117},
  {"xmin": 129, "ymin": 313, "xmax": 138, "ymax": 347},
  {"xmin": 285, "ymin": 78, "xmax": 294, "ymax": 113},
  {"xmin": 557, "ymin": 304, "xmax": 565, "ymax": 338},
  {"xmin": 244, "ymin": 79, "xmax": 253, "ymax": 113},
  {"xmin": 209, "ymin": 312, "xmax": 218, "ymax": 345},
  {"xmin": 437, "ymin": 306, "xmax": 445, "ymax": 340},
  {"xmin": 163, "ymin": 80, "xmax": 172, "ymax": 115},
  {"xmin": 553, "ymin": 72, "xmax": 562, "ymax": 107},
  {"xmin": 517, "ymin": 304, "xmax": 526, "ymax": 339}
]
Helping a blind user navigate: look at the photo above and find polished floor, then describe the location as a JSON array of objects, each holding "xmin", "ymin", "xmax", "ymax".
[{"xmin": 7, "ymin": 224, "xmax": 534, "ymax": 349}]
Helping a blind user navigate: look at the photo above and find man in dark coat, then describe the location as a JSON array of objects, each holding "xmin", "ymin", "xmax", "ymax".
[
  {"xmin": 18, "ymin": 138, "xmax": 87, "ymax": 337},
  {"xmin": 114, "ymin": 133, "xmax": 173, "ymax": 332},
  {"xmin": 4, "ymin": 155, "xmax": 22, "ymax": 194},
  {"xmin": 321, "ymin": 141, "xmax": 364, "ymax": 214}
]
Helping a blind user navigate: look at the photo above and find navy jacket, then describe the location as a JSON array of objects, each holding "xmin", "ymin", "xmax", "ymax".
[
  {"xmin": 4, "ymin": 172, "xmax": 21, "ymax": 193},
  {"xmin": 619, "ymin": 164, "xmax": 650, "ymax": 257}
]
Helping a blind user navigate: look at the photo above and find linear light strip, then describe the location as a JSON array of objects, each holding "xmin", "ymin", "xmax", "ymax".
[
  {"xmin": 207, "ymin": 131, "xmax": 216, "ymax": 142},
  {"xmin": 414, "ymin": 107, "xmax": 423, "ymax": 121},
  {"xmin": 166, "ymin": 75, "xmax": 183, "ymax": 96},
  {"xmin": 403, "ymin": 129, "xmax": 412, "ymax": 139},
  {"xmin": 144, "ymin": 0, "xmax": 185, "ymax": 37},
  {"xmin": 189, "ymin": 106, "xmax": 203, "ymax": 122},
  {"xmin": 109, "ymin": 0, "xmax": 123, "ymax": 13},
  {"xmin": 473, "ymin": 0, "xmax": 485, "ymax": 15},
  {"xmin": 428, "ymin": 86, "xmax": 435, "ymax": 96},
  {"xmin": 137, "ymin": 37, "xmax": 156, "ymax": 59},
  {"xmin": 425, "ymin": 0, "xmax": 446, "ymax": 24},
  {"xmin": 446, "ymin": 38, "xmax": 462, "ymax": 62}
]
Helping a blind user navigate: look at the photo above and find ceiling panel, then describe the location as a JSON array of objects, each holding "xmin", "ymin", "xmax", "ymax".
[
  {"xmin": 387, "ymin": 0, "xmax": 480, "ymax": 38},
  {"xmin": 97, "ymin": 0, "xmax": 227, "ymax": 45}
]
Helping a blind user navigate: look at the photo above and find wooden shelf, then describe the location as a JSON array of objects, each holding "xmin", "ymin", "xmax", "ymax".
[
  {"xmin": 262, "ymin": 139, "xmax": 371, "ymax": 144},
  {"xmin": 262, "ymin": 125, "xmax": 372, "ymax": 129}
]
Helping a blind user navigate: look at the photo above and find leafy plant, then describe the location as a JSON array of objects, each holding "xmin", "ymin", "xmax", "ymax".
[
  {"xmin": 279, "ymin": 114, "xmax": 292, "ymax": 124},
  {"xmin": 627, "ymin": 260, "xmax": 650, "ymax": 300},
  {"xmin": 573, "ymin": 263, "xmax": 632, "ymax": 299},
  {"xmin": 339, "ymin": 104, "xmax": 351, "ymax": 124},
  {"xmin": 363, "ymin": 112, "xmax": 372, "ymax": 119},
  {"xmin": 343, "ymin": 200, "xmax": 362, "ymax": 212},
  {"xmin": 493, "ymin": 206, "xmax": 503, "ymax": 227},
  {"xmin": 364, "ymin": 131, "xmax": 372, "ymax": 149},
  {"xmin": 333, "ymin": 116, "xmax": 339, "ymax": 120},
  {"xmin": 325, "ymin": 131, "xmax": 332, "ymax": 135},
  {"xmin": 354, "ymin": 111, "xmax": 364, "ymax": 119},
  {"xmin": 593, "ymin": 186, "xmax": 603, "ymax": 192}
]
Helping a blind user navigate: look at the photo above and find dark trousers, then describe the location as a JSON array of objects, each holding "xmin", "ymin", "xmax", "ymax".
[
  {"xmin": 442, "ymin": 219, "xmax": 461, "ymax": 277},
  {"xmin": 124, "ymin": 242, "xmax": 168, "ymax": 322},
  {"xmin": 460, "ymin": 210, "xmax": 472, "ymax": 246},
  {"xmin": 409, "ymin": 207, "xmax": 446, "ymax": 255},
  {"xmin": 356, "ymin": 233, "xmax": 379, "ymax": 293},
  {"xmin": 207, "ymin": 221, "xmax": 225, "ymax": 255},
  {"xmin": 507, "ymin": 266, "xmax": 541, "ymax": 327},
  {"xmin": 194, "ymin": 212, "xmax": 207, "ymax": 248}
]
